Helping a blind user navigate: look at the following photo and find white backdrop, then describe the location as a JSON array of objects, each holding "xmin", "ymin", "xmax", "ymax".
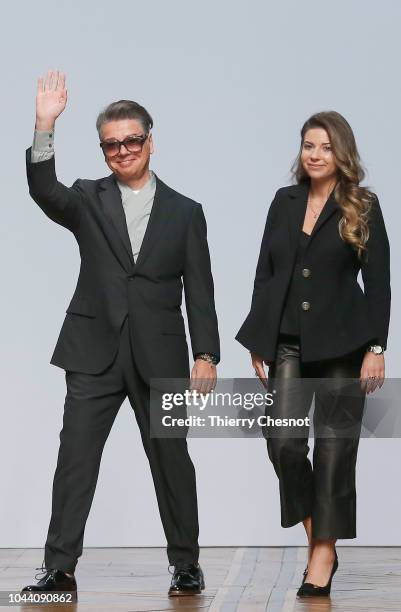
[{"xmin": 1, "ymin": 0, "xmax": 400, "ymax": 548}]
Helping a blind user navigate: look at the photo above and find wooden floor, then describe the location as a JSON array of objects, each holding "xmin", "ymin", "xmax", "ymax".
[{"xmin": 1, "ymin": 547, "xmax": 400, "ymax": 611}]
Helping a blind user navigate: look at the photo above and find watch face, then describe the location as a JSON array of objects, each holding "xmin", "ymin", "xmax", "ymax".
[{"xmin": 373, "ymin": 346, "xmax": 383, "ymax": 354}]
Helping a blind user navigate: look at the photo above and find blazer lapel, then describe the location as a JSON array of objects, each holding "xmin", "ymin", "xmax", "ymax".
[
  {"xmin": 308, "ymin": 189, "xmax": 339, "ymax": 241},
  {"xmin": 134, "ymin": 174, "xmax": 175, "ymax": 270},
  {"xmin": 286, "ymin": 181, "xmax": 340, "ymax": 249},
  {"xmin": 286, "ymin": 182, "xmax": 309, "ymax": 249},
  {"xmin": 98, "ymin": 174, "xmax": 134, "ymax": 270}
]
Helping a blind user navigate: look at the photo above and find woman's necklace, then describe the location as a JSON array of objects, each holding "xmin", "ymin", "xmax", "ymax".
[{"xmin": 307, "ymin": 196, "xmax": 325, "ymax": 219}]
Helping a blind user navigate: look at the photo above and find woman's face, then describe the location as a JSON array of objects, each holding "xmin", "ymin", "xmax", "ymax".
[{"xmin": 301, "ymin": 128, "xmax": 337, "ymax": 181}]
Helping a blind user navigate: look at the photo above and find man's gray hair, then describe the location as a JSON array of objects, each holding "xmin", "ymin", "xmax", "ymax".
[{"xmin": 96, "ymin": 100, "xmax": 153, "ymax": 139}]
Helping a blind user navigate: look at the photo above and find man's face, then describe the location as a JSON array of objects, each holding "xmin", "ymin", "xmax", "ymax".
[{"xmin": 100, "ymin": 119, "xmax": 154, "ymax": 182}]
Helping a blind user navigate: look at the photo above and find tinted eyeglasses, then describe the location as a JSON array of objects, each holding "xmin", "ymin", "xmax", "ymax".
[{"xmin": 99, "ymin": 134, "xmax": 149, "ymax": 157}]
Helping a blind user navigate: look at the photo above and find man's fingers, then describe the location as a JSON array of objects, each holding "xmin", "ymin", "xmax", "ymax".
[
  {"xmin": 199, "ymin": 373, "xmax": 214, "ymax": 395},
  {"xmin": 190, "ymin": 372, "xmax": 215, "ymax": 395},
  {"xmin": 198, "ymin": 377, "xmax": 208, "ymax": 395},
  {"xmin": 57, "ymin": 72, "xmax": 66, "ymax": 91},
  {"xmin": 202, "ymin": 381, "xmax": 211, "ymax": 394},
  {"xmin": 191, "ymin": 361, "xmax": 217, "ymax": 395},
  {"xmin": 203, "ymin": 375, "xmax": 216, "ymax": 394},
  {"xmin": 42, "ymin": 70, "xmax": 63, "ymax": 92},
  {"xmin": 44, "ymin": 70, "xmax": 52, "ymax": 91},
  {"xmin": 37, "ymin": 77, "xmax": 44, "ymax": 95},
  {"xmin": 50, "ymin": 70, "xmax": 57, "ymax": 90},
  {"xmin": 53, "ymin": 70, "xmax": 62, "ymax": 90},
  {"xmin": 189, "ymin": 367, "xmax": 201, "ymax": 392}
]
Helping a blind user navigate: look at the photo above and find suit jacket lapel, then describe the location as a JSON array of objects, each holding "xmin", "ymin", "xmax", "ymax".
[
  {"xmin": 134, "ymin": 174, "xmax": 175, "ymax": 269},
  {"xmin": 98, "ymin": 173, "xmax": 134, "ymax": 270}
]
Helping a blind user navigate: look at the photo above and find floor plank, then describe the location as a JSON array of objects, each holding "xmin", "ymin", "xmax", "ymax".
[{"xmin": 0, "ymin": 547, "xmax": 400, "ymax": 611}]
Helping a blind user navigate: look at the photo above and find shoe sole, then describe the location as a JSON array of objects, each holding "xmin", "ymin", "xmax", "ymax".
[{"xmin": 168, "ymin": 585, "xmax": 205, "ymax": 597}]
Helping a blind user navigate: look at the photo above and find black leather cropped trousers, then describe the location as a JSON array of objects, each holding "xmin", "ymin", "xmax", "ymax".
[{"xmin": 264, "ymin": 334, "xmax": 367, "ymax": 539}]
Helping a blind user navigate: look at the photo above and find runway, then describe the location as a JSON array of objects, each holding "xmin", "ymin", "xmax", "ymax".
[{"xmin": 1, "ymin": 546, "xmax": 400, "ymax": 611}]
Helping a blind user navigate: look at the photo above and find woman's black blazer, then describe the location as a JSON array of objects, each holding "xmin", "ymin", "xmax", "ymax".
[{"xmin": 236, "ymin": 182, "xmax": 391, "ymax": 363}]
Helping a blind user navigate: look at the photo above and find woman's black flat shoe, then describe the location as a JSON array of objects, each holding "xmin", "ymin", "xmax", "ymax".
[{"xmin": 297, "ymin": 550, "xmax": 338, "ymax": 597}]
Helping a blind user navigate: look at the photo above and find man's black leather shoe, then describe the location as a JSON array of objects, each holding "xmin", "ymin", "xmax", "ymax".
[
  {"xmin": 168, "ymin": 563, "xmax": 205, "ymax": 596},
  {"xmin": 21, "ymin": 569, "xmax": 77, "ymax": 601}
]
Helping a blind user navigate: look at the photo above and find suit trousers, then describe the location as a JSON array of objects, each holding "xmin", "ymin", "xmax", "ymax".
[
  {"xmin": 264, "ymin": 334, "xmax": 367, "ymax": 539},
  {"xmin": 44, "ymin": 315, "xmax": 199, "ymax": 573}
]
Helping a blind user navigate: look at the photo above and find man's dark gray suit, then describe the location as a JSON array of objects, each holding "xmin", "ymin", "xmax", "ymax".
[{"xmin": 25, "ymin": 147, "xmax": 220, "ymax": 572}]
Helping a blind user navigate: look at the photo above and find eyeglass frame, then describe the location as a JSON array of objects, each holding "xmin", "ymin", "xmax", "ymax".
[{"xmin": 99, "ymin": 133, "xmax": 150, "ymax": 158}]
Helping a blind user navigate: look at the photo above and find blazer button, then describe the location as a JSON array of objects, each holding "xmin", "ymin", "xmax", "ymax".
[
  {"xmin": 302, "ymin": 268, "xmax": 311, "ymax": 278},
  {"xmin": 301, "ymin": 301, "xmax": 310, "ymax": 311}
]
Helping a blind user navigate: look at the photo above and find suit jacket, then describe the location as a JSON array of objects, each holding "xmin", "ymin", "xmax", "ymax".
[
  {"xmin": 25, "ymin": 147, "xmax": 220, "ymax": 383},
  {"xmin": 236, "ymin": 182, "xmax": 391, "ymax": 363}
]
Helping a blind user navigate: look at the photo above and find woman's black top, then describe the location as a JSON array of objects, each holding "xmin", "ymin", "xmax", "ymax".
[{"xmin": 279, "ymin": 230, "xmax": 310, "ymax": 336}]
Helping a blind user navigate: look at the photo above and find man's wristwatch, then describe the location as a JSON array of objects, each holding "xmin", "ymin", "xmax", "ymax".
[
  {"xmin": 195, "ymin": 353, "xmax": 218, "ymax": 366},
  {"xmin": 367, "ymin": 345, "xmax": 385, "ymax": 355}
]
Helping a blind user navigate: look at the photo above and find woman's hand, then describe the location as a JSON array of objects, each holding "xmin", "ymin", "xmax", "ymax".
[
  {"xmin": 251, "ymin": 352, "xmax": 272, "ymax": 389},
  {"xmin": 360, "ymin": 351, "xmax": 385, "ymax": 394}
]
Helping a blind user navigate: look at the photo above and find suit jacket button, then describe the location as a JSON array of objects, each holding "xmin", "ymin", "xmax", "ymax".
[
  {"xmin": 302, "ymin": 268, "xmax": 311, "ymax": 278},
  {"xmin": 301, "ymin": 301, "xmax": 310, "ymax": 311}
]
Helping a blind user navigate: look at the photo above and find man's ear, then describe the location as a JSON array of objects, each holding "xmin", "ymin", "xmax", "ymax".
[{"xmin": 149, "ymin": 133, "xmax": 154, "ymax": 154}]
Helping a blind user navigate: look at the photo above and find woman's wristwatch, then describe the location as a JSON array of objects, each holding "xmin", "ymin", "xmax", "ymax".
[{"xmin": 367, "ymin": 345, "xmax": 385, "ymax": 355}]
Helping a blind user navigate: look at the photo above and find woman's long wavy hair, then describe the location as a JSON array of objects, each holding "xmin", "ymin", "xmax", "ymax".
[{"xmin": 292, "ymin": 111, "xmax": 374, "ymax": 259}]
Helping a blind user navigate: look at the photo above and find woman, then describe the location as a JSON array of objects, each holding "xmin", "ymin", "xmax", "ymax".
[{"xmin": 236, "ymin": 111, "xmax": 390, "ymax": 597}]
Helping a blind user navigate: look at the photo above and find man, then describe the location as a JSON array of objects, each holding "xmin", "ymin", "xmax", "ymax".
[{"xmin": 22, "ymin": 70, "xmax": 220, "ymax": 599}]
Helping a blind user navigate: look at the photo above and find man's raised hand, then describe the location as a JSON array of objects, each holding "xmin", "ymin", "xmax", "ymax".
[{"xmin": 35, "ymin": 70, "xmax": 67, "ymax": 131}]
